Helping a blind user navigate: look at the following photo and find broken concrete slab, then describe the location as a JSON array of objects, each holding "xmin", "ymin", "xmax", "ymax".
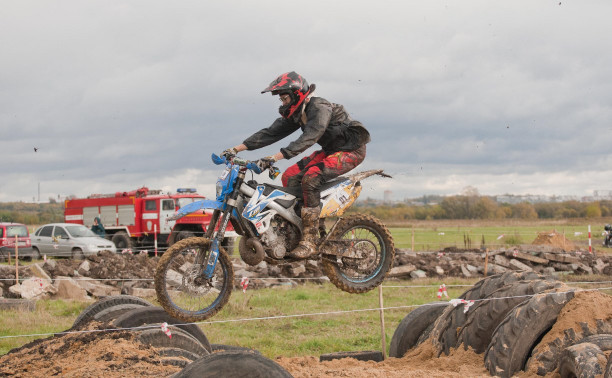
[
  {"xmin": 29, "ymin": 263, "xmax": 52, "ymax": 281},
  {"xmin": 509, "ymin": 259, "xmax": 533, "ymax": 272},
  {"xmin": 53, "ymin": 276, "xmax": 90, "ymax": 301},
  {"xmin": 388, "ymin": 264, "xmax": 416, "ymax": 277},
  {"xmin": 410, "ymin": 270, "xmax": 427, "ymax": 279},
  {"xmin": 505, "ymin": 250, "xmax": 549, "ymax": 265},
  {"xmin": 542, "ymin": 253, "xmax": 580, "ymax": 264},
  {"xmin": 9, "ymin": 277, "xmax": 56, "ymax": 300},
  {"xmin": 76, "ymin": 278, "xmax": 120, "ymax": 298}
]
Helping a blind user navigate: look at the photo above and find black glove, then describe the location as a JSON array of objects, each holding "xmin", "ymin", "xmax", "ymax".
[
  {"xmin": 256, "ymin": 156, "xmax": 276, "ymax": 171},
  {"xmin": 221, "ymin": 147, "xmax": 238, "ymax": 160}
]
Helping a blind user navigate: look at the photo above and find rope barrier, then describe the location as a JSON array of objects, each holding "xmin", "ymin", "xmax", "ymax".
[{"xmin": 1, "ymin": 286, "xmax": 610, "ymax": 341}]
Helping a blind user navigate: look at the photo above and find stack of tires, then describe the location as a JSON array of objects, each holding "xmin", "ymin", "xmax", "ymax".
[
  {"xmin": 389, "ymin": 272, "xmax": 612, "ymax": 377},
  {"xmin": 72, "ymin": 296, "xmax": 292, "ymax": 377}
]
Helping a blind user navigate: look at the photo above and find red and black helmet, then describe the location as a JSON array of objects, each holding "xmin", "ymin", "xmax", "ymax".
[{"xmin": 261, "ymin": 71, "xmax": 314, "ymax": 119}]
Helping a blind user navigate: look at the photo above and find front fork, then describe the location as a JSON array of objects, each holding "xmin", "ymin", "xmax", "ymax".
[{"xmin": 199, "ymin": 169, "xmax": 247, "ymax": 279}]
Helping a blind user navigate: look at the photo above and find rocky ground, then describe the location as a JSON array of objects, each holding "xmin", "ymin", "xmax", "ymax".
[{"xmin": 0, "ymin": 231, "xmax": 610, "ymax": 301}]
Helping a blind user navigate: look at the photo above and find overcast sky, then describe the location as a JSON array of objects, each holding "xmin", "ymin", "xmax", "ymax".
[{"xmin": 2, "ymin": 1, "xmax": 611, "ymax": 203}]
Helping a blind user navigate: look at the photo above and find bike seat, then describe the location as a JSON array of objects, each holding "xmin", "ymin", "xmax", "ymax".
[{"xmin": 246, "ymin": 177, "xmax": 347, "ymax": 199}]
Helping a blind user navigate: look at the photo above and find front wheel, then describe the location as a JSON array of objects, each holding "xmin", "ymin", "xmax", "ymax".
[
  {"xmin": 155, "ymin": 237, "xmax": 234, "ymax": 322},
  {"xmin": 321, "ymin": 214, "xmax": 394, "ymax": 294}
]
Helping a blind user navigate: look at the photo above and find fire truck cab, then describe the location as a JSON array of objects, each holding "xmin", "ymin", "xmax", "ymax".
[{"xmin": 64, "ymin": 187, "xmax": 235, "ymax": 252}]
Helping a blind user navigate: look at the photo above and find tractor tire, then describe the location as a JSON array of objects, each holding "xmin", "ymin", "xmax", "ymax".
[
  {"xmin": 389, "ymin": 301, "xmax": 448, "ymax": 358},
  {"xmin": 175, "ymin": 351, "xmax": 292, "ymax": 378},
  {"xmin": 71, "ymin": 295, "xmax": 153, "ymax": 329},
  {"xmin": 527, "ymin": 326, "xmax": 612, "ymax": 376},
  {"xmin": 558, "ymin": 342, "xmax": 607, "ymax": 378},
  {"xmin": 484, "ymin": 289, "xmax": 575, "ymax": 378},
  {"xmin": 430, "ymin": 271, "xmax": 543, "ymax": 356},
  {"xmin": 457, "ymin": 278, "xmax": 566, "ymax": 353},
  {"xmin": 113, "ymin": 306, "xmax": 212, "ymax": 352}
]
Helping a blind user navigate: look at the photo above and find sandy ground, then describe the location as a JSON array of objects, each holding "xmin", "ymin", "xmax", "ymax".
[{"xmin": 0, "ymin": 291, "xmax": 609, "ymax": 377}]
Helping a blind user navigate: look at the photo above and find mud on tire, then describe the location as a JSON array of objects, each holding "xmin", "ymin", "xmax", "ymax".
[
  {"xmin": 456, "ymin": 278, "xmax": 566, "ymax": 354},
  {"xmin": 558, "ymin": 342, "xmax": 607, "ymax": 378},
  {"xmin": 71, "ymin": 295, "xmax": 153, "ymax": 330},
  {"xmin": 113, "ymin": 306, "xmax": 212, "ymax": 353},
  {"xmin": 389, "ymin": 302, "xmax": 448, "ymax": 358},
  {"xmin": 429, "ymin": 271, "xmax": 543, "ymax": 356},
  {"xmin": 321, "ymin": 214, "xmax": 394, "ymax": 294},
  {"xmin": 484, "ymin": 289, "xmax": 576, "ymax": 377},
  {"xmin": 155, "ymin": 237, "xmax": 234, "ymax": 322},
  {"xmin": 527, "ymin": 326, "xmax": 612, "ymax": 376}
]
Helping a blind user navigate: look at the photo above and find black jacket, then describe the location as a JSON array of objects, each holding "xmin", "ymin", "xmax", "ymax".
[{"xmin": 243, "ymin": 97, "xmax": 370, "ymax": 159}]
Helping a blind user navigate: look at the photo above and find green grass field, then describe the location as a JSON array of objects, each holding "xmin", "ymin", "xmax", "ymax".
[
  {"xmin": 1, "ymin": 220, "xmax": 610, "ymax": 358},
  {"xmin": 2, "ymin": 277, "xmax": 611, "ymax": 358},
  {"xmin": 386, "ymin": 221, "xmax": 606, "ymax": 251}
]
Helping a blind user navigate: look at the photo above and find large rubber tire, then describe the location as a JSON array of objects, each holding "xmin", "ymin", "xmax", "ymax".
[
  {"xmin": 321, "ymin": 214, "xmax": 394, "ymax": 294},
  {"xmin": 558, "ymin": 342, "xmax": 607, "ymax": 378},
  {"xmin": 484, "ymin": 289, "xmax": 576, "ymax": 377},
  {"xmin": 137, "ymin": 326, "xmax": 210, "ymax": 358},
  {"xmin": 389, "ymin": 302, "xmax": 448, "ymax": 358},
  {"xmin": 527, "ymin": 325, "xmax": 612, "ymax": 375},
  {"xmin": 430, "ymin": 271, "xmax": 543, "ymax": 356},
  {"xmin": 113, "ymin": 306, "xmax": 212, "ymax": 352},
  {"xmin": 155, "ymin": 237, "xmax": 234, "ymax": 322},
  {"xmin": 112, "ymin": 231, "xmax": 133, "ymax": 251},
  {"xmin": 92, "ymin": 303, "xmax": 150, "ymax": 323},
  {"xmin": 457, "ymin": 278, "xmax": 566, "ymax": 353},
  {"xmin": 175, "ymin": 351, "xmax": 293, "ymax": 378},
  {"xmin": 71, "ymin": 295, "xmax": 153, "ymax": 329}
]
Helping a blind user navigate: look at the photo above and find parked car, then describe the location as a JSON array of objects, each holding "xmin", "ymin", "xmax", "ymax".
[
  {"xmin": 32, "ymin": 223, "xmax": 116, "ymax": 259},
  {"xmin": 0, "ymin": 222, "xmax": 34, "ymax": 259}
]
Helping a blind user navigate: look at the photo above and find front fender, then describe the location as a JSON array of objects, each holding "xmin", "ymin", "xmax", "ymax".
[{"xmin": 169, "ymin": 199, "xmax": 225, "ymax": 221}]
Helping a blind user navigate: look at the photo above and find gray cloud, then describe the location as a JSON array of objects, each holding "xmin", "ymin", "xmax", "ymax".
[{"xmin": 2, "ymin": 0, "xmax": 611, "ymax": 202}]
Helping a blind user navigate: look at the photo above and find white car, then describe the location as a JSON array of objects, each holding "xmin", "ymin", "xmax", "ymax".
[{"xmin": 32, "ymin": 223, "xmax": 116, "ymax": 259}]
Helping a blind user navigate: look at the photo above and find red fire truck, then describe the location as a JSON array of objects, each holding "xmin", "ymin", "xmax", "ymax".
[{"xmin": 64, "ymin": 187, "xmax": 235, "ymax": 252}]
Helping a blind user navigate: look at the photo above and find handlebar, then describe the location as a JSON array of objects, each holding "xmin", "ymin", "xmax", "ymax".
[{"xmin": 211, "ymin": 153, "xmax": 263, "ymax": 174}]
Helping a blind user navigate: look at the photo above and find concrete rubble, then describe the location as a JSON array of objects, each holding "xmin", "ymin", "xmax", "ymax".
[{"xmin": 0, "ymin": 244, "xmax": 610, "ymax": 301}]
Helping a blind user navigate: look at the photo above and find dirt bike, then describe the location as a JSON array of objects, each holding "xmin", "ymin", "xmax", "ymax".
[{"xmin": 154, "ymin": 153, "xmax": 394, "ymax": 322}]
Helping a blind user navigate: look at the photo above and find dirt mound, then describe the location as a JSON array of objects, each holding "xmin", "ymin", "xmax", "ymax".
[
  {"xmin": 532, "ymin": 230, "xmax": 576, "ymax": 252},
  {"xmin": 44, "ymin": 250, "xmax": 159, "ymax": 288},
  {"xmin": 276, "ymin": 341, "xmax": 489, "ymax": 377},
  {"xmin": 0, "ymin": 322, "xmax": 183, "ymax": 377}
]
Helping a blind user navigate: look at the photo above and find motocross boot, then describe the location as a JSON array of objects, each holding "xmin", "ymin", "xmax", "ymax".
[{"xmin": 290, "ymin": 206, "xmax": 321, "ymax": 259}]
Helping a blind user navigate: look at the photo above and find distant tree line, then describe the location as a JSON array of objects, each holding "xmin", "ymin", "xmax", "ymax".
[
  {"xmin": 1, "ymin": 195, "xmax": 611, "ymax": 226},
  {"xmin": 349, "ymin": 195, "xmax": 612, "ymax": 221},
  {"xmin": 0, "ymin": 202, "xmax": 64, "ymax": 225}
]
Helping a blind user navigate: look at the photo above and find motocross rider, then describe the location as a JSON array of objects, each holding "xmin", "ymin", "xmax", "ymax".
[{"xmin": 221, "ymin": 71, "xmax": 370, "ymax": 259}]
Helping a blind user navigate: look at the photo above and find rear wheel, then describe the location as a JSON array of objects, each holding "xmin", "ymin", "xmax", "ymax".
[
  {"xmin": 322, "ymin": 214, "xmax": 394, "ymax": 294},
  {"xmin": 112, "ymin": 231, "xmax": 133, "ymax": 251},
  {"xmin": 155, "ymin": 237, "xmax": 234, "ymax": 322}
]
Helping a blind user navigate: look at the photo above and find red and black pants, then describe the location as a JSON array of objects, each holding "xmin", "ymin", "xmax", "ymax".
[{"xmin": 281, "ymin": 145, "xmax": 366, "ymax": 208}]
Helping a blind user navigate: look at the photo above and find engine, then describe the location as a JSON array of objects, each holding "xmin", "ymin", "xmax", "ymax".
[{"xmin": 259, "ymin": 216, "xmax": 300, "ymax": 259}]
